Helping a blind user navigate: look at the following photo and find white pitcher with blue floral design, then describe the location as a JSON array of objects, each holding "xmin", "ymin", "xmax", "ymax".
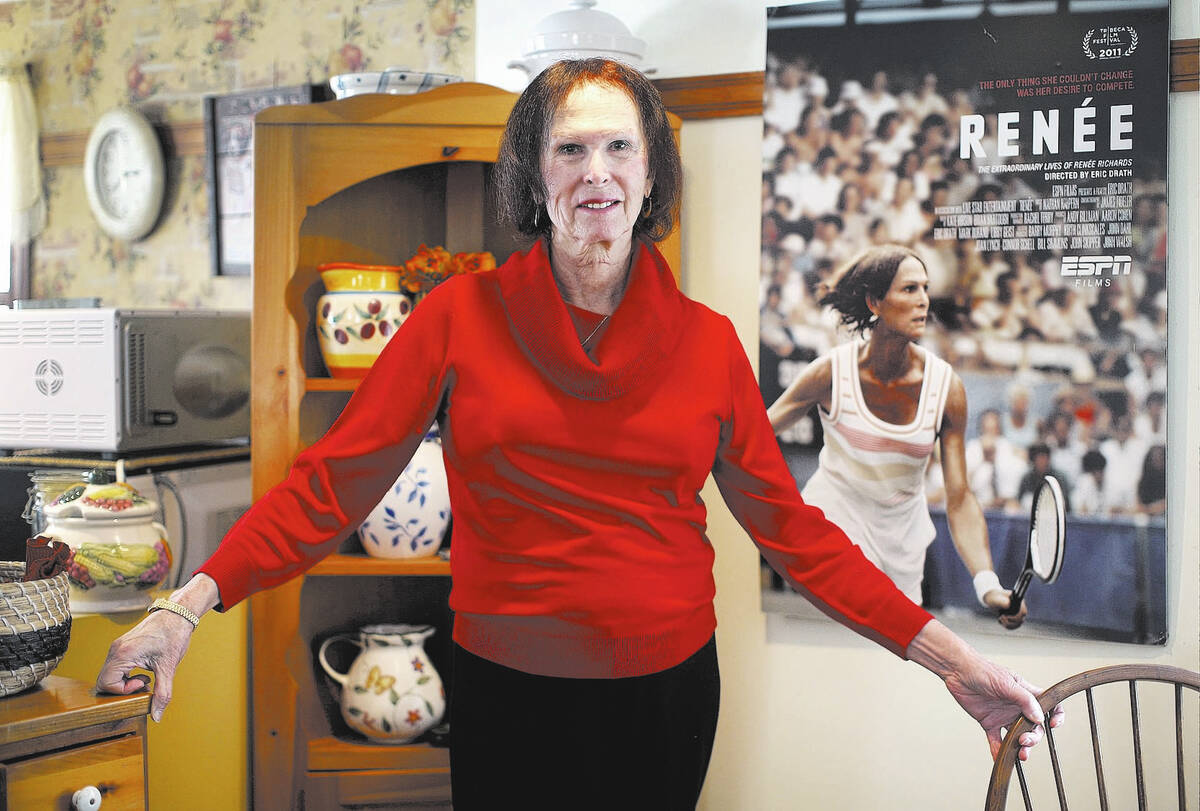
[
  {"xmin": 359, "ymin": 430, "xmax": 450, "ymax": 559},
  {"xmin": 317, "ymin": 624, "xmax": 445, "ymax": 743}
]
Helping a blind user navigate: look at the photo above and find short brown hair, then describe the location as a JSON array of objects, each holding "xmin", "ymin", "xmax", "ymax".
[
  {"xmin": 493, "ymin": 59, "xmax": 681, "ymax": 243},
  {"xmin": 821, "ymin": 244, "xmax": 924, "ymax": 334}
]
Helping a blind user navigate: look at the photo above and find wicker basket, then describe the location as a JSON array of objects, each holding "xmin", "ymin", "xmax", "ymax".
[{"xmin": 0, "ymin": 562, "xmax": 72, "ymax": 697}]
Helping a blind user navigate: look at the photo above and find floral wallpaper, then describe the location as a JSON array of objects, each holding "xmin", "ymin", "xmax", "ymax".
[{"xmin": 0, "ymin": 0, "xmax": 476, "ymax": 309}]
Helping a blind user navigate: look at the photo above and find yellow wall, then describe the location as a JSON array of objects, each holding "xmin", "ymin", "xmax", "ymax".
[
  {"xmin": 55, "ymin": 602, "xmax": 249, "ymax": 811},
  {"xmin": 0, "ymin": 0, "xmax": 475, "ymax": 308}
]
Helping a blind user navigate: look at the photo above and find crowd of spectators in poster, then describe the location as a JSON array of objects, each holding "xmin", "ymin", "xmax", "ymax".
[{"xmin": 760, "ymin": 55, "xmax": 1168, "ymax": 522}]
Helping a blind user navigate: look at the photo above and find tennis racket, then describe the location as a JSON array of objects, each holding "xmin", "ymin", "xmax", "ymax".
[{"xmin": 1001, "ymin": 474, "xmax": 1066, "ymax": 616}]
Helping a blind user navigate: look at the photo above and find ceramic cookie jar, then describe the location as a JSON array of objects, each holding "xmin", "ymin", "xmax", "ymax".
[{"xmin": 42, "ymin": 470, "xmax": 172, "ymax": 613}]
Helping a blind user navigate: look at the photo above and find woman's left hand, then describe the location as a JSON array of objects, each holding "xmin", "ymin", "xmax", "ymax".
[
  {"xmin": 943, "ymin": 658, "xmax": 1065, "ymax": 760},
  {"xmin": 907, "ymin": 619, "xmax": 1065, "ymax": 761}
]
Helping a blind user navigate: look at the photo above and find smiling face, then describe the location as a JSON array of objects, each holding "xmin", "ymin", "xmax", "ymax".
[
  {"xmin": 541, "ymin": 82, "xmax": 651, "ymax": 262},
  {"xmin": 867, "ymin": 256, "xmax": 929, "ymax": 339}
]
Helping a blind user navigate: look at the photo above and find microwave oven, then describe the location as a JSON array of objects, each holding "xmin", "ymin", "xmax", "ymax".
[{"xmin": 0, "ymin": 308, "xmax": 250, "ymax": 452}]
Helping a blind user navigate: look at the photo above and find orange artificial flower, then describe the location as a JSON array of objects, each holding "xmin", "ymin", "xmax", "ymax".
[
  {"xmin": 451, "ymin": 251, "xmax": 496, "ymax": 275},
  {"xmin": 401, "ymin": 246, "xmax": 496, "ymax": 295},
  {"xmin": 401, "ymin": 244, "xmax": 452, "ymax": 292}
]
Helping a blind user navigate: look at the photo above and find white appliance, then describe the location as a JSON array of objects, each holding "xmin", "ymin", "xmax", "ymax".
[
  {"xmin": 0, "ymin": 308, "xmax": 250, "ymax": 452},
  {"xmin": 126, "ymin": 459, "xmax": 252, "ymax": 588},
  {"xmin": 507, "ymin": 1, "xmax": 654, "ymax": 80}
]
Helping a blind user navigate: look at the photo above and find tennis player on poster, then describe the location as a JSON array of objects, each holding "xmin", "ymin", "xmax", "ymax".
[{"xmin": 767, "ymin": 245, "xmax": 1025, "ymax": 628}]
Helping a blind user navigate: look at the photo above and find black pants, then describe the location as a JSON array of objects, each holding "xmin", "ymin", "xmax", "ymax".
[{"xmin": 449, "ymin": 636, "xmax": 720, "ymax": 811}]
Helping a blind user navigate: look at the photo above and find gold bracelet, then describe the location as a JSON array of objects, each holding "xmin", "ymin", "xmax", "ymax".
[{"xmin": 147, "ymin": 597, "xmax": 200, "ymax": 628}]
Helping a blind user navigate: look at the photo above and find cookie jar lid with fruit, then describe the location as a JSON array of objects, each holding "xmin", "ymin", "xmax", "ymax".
[{"xmin": 42, "ymin": 469, "xmax": 172, "ymax": 614}]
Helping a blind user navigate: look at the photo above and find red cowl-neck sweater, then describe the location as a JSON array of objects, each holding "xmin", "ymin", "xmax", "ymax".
[{"xmin": 198, "ymin": 240, "xmax": 932, "ymax": 677}]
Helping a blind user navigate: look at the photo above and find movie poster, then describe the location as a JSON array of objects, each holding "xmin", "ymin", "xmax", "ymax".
[{"xmin": 760, "ymin": 0, "xmax": 1169, "ymax": 643}]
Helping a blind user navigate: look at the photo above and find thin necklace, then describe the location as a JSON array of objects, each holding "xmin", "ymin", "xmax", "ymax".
[{"xmin": 580, "ymin": 314, "xmax": 610, "ymax": 348}]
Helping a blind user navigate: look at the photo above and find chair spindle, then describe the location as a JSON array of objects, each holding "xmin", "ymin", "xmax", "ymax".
[
  {"xmin": 1176, "ymin": 683, "xmax": 1186, "ymax": 811},
  {"xmin": 1046, "ymin": 723, "xmax": 1068, "ymax": 810},
  {"xmin": 1130, "ymin": 680, "xmax": 1146, "ymax": 811},
  {"xmin": 1086, "ymin": 687, "xmax": 1109, "ymax": 811},
  {"xmin": 1016, "ymin": 758, "xmax": 1033, "ymax": 811}
]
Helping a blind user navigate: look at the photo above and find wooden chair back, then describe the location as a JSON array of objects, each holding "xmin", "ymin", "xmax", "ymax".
[{"xmin": 986, "ymin": 663, "xmax": 1200, "ymax": 810}]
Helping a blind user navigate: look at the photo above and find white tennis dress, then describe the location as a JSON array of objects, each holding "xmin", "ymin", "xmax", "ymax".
[{"xmin": 802, "ymin": 340, "xmax": 953, "ymax": 604}]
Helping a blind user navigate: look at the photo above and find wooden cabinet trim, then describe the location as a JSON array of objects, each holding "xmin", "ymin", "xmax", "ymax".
[
  {"xmin": 653, "ymin": 72, "xmax": 766, "ymax": 119},
  {"xmin": 0, "ymin": 719, "xmax": 143, "ymax": 764},
  {"xmin": 307, "ymin": 553, "xmax": 451, "ymax": 577},
  {"xmin": 0, "ymin": 677, "xmax": 149, "ymax": 751},
  {"xmin": 258, "ymin": 83, "xmax": 520, "ymax": 126},
  {"xmin": 305, "ymin": 767, "xmax": 451, "ymax": 808},
  {"xmin": 1173, "ymin": 37, "xmax": 1199, "ymax": 92},
  {"xmin": 307, "ymin": 736, "xmax": 450, "ymax": 772}
]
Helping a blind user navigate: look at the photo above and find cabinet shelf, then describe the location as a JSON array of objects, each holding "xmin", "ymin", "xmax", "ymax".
[
  {"xmin": 307, "ymin": 735, "xmax": 450, "ymax": 772},
  {"xmin": 306, "ymin": 377, "xmax": 361, "ymax": 392},
  {"xmin": 309, "ymin": 552, "xmax": 450, "ymax": 577}
]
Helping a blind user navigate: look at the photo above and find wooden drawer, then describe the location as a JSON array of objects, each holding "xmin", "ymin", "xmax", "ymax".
[
  {"xmin": 306, "ymin": 768, "xmax": 451, "ymax": 809},
  {"xmin": 0, "ymin": 734, "xmax": 146, "ymax": 811}
]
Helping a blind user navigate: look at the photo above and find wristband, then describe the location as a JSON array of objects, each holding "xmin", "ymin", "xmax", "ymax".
[
  {"xmin": 973, "ymin": 570, "xmax": 1003, "ymax": 607},
  {"xmin": 148, "ymin": 597, "xmax": 200, "ymax": 628}
]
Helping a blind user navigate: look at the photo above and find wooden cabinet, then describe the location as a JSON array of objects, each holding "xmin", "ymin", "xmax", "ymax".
[
  {"xmin": 249, "ymin": 83, "xmax": 682, "ymax": 809},
  {"xmin": 0, "ymin": 676, "xmax": 150, "ymax": 810}
]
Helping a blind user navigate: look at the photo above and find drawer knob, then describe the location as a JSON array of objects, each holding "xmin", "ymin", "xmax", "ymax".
[{"xmin": 72, "ymin": 785, "xmax": 103, "ymax": 809}]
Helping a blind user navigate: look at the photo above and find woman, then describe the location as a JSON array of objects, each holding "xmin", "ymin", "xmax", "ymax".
[
  {"xmin": 784, "ymin": 102, "xmax": 830, "ymax": 165},
  {"xmin": 98, "ymin": 61, "xmax": 1055, "ymax": 808},
  {"xmin": 883, "ymin": 175, "xmax": 926, "ymax": 245},
  {"xmin": 828, "ymin": 107, "xmax": 868, "ymax": 166},
  {"xmin": 767, "ymin": 245, "xmax": 1025, "ymax": 626},
  {"xmin": 835, "ymin": 180, "xmax": 871, "ymax": 245},
  {"xmin": 865, "ymin": 109, "xmax": 912, "ymax": 170}
]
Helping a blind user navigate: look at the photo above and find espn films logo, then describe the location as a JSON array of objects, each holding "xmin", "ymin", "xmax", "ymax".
[{"xmin": 1059, "ymin": 254, "xmax": 1132, "ymax": 287}]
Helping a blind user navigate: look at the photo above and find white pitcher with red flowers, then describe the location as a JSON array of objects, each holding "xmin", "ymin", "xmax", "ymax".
[{"xmin": 317, "ymin": 624, "xmax": 445, "ymax": 743}]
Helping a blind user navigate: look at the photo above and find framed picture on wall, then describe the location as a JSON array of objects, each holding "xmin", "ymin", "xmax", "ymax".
[
  {"xmin": 759, "ymin": 0, "xmax": 1170, "ymax": 644},
  {"xmin": 204, "ymin": 84, "xmax": 321, "ymax": 276}
]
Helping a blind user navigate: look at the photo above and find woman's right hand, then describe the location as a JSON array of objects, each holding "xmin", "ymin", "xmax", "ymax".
[
  {"xmin": 96, "ymin": 610, "xmax": 196, "ymax": 722},
  {"xmin": 95, "ymin": 573, "xmax": 221, "ymax": 722}
]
